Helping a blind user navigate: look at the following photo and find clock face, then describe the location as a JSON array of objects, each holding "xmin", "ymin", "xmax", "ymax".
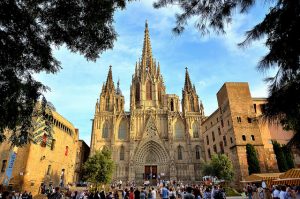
[{"xmin": 31, "ymin": 115, "xmax": 54, "ymax": 147}]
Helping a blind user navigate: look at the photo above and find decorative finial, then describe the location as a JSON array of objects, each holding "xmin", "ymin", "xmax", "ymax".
[
  {"xmin": 145, "ymin": 20, "xmax": 148, "ymax": 28},
  {"xmin": 185, "ymin": 67, "xmax": 188, "ymax": 71},
  {"xmin": 109, "ymin": 65, "xmax": 112, "ymax": 69},
  {"xmin": 117, "ymin": 78, "xmax": 120, "ymax": 87}
]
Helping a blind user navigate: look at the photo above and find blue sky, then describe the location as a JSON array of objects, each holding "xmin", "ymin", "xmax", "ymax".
[{"xmin": 36, "ymin": 1, "xmax": 274, "ymax": 144}]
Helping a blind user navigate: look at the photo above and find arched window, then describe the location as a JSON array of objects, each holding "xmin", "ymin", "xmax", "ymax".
[
  {"xmin": 158, "ymin": 83, "xmax": 162, "ymax": 102},
  {"xmin": 120, "ymin": 146, "xmax": 125, "ymax": 160},
  {"xmin": 175, "ymin": 120, "xmax": 184, "ymax": 139},
  {"xmin": 102, "ymin": 121, "xmax": 110, "ymax": 138},
  {"xmin": 178, "ymin": 146, "xmax": 183, "ymax": 160},
  {"xmin": 135, "ymin": 83, "xmax": 140, "ymax": 102},
  {"xmin": 190, "ymin": 96, "xmax": 194, "ymax": 112},
  {"xmin": 146, "ymin": 81, "xmax": 152, "ymax": 100},
  {"xmin": 193, "ymin": 123, "xmax": 199, "ymax": 138},
  {"xmin": 118, "ymin": 120, "xmax": 127, "ymax": 140},
  {"xmin": 170, "ymin": 99, "xmax": 174, "ymax": 111},
  {"xmin": 105, "ymin": 97, "xmax": 109, "ymax": 111},
  {"xmin": 195, "ymin": 145, "xmax": 200, "ymax": 159}
]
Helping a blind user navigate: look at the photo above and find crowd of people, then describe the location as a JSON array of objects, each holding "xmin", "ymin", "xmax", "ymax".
[
  {"xmin": 1, "ymin": 181, "xmax": 300, "ymax": 199},
  {"xmin": 243, "ymin": 183, "xmax": 300, "ymax": 199},
  {"xmin": 42, "ymin": 182, "xmax": 228, "ymax": 199}
]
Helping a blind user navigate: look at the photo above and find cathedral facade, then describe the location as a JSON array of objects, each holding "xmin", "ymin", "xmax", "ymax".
[{"xmin": 90, "ymin": 22, "xmax": 205, "ymax": 183}]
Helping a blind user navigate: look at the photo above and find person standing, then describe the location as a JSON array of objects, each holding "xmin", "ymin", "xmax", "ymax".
[
  {"xmin": 184, "ymin": 187, "xmax": 195, "ymax": 199},
  {"xmin": 151, "ymin": 188, "xmax": 156, "ymax": 199},
  {"xmin": 272, "ymin": 186, "xmax": 280, "ymax": 199},
  {"xmin": 49, "ymin": 187, "xmax": 62, "ymax": 199},
  {"xmin": 140, "ymin": 188, "xmax": 146, "ymax": 199},
  {"xmin": 134, "ymin": 188, "xmax": 140, "ymax": 199},
  {"xmin": 161, "ymin": 185, "xmax": 169, "ymax": 199},
  {"xmin": 279, "ymin": 186, "xmax": 286, "ymax": 199},
  {"xmin": 129, "ymin": 188, "xmax": 134, "ymax": 199}
]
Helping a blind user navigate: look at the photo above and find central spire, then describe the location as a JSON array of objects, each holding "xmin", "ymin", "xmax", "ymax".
[
  {"xmin": 142, "ymin": 20, "xmax": 153, "ymax": 63},
  {"xmin": 184, "ymin": 67, "xmax": 193, "ymax": 91}
]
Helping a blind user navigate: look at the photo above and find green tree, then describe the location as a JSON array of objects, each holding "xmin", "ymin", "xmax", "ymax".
[
  {"xmin": 246, "ymin": 144, "xmax": 261, "ymax": 175},
  {"xmin": 282, "ymin": 145, "xmax": 295, "ymax": 169},
  {"xmin": 154, "ymin": 0, "xmax": 300, "ymax": 149},
  {"xmin": 272, "ymin": 141, "xmax": 294, "ymax": 171},
  {"xmin": 0, "ymin": 0, "xmax": 127, "ymax": 145},
  {"xmin": 202, "ymin": 154, "xmax": 234, "ymax": 181},
  {"xmin": 83, "ymin": 149, "xmax": 114, "ymax": 186}
]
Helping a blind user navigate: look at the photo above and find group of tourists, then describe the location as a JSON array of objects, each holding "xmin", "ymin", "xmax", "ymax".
[
  {"xmin": 0, "ymin": 191, "xmax": 33, "ymax": 199},
  {"xmin": 55, "ymin": 183, "xmax": 227, "ymax": 199},
  {"xmin": 243, "ymin": 183, "xmax": 300, "ymax": 199}
]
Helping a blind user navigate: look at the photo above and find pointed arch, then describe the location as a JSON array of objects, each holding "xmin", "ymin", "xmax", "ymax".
[
  {"xmin": 120, "ymin": 145, "xmax": 125, "ymax": 160},
  {"xmin": 195, "ymin": 145, "xmax": 200, "ymax": 159},
  {"xmin": 158, "ymin": 82, "xmax": 162, "ymax": 102},
  {"xmin": 170, "ymin": 99, "xmax": 174, "ymax": 111},
  {"xmin": 178, "ymin": 145, "xmax": 184, "ymax": 160},
  {"xmin": 118, "ymin": 120, "xmax": 127, "ymax": 140},
  {"xmin": 135, "ymin": 83, "xmax": 140, "ymax": 102},
  {"xmin": 146, "ymin": 81, "xmax": 152, "ymax": 100},
  {"xmin": 190, "ymin": 96, "xmax": 195, "ymax": 112},
  {"xmin": 175, "ymin": 120, "xmax": 184, "ymax": 139},
  {"xmin": 102, "ymin": 121, "xmax": 110, "ymax": 139},
  {"xmin": 193, "ymin": 122, "xmax": 199, "ymax": 138},
  {"xmin": 105, "ymin": 97, "xmax": 109, "ymax": 111}
]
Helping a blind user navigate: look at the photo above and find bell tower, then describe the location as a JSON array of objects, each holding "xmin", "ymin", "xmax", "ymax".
[{"xmin": 182, "ymin": 67, "xmax": 204, "ymax": 115}]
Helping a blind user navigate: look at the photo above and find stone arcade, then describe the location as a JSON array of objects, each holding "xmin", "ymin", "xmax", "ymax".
[{"xmin": 90, "ymin": 22, "xmax": 205, "ymax": 183}]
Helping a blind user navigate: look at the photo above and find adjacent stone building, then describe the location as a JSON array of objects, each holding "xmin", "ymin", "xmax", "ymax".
[
  {"xmin": 74, "ymin": 140, "xmax": 90, "ymax": 183},
  {"xmin": 202, "ymin": 82, "xmax": 297, "ymax": 186},
  {"xmin": 0, "ymin": 109, "xmax": 79, "ymax": 195},
  {"xmin": 90, "ymin": 22, "xmax": 205, "ymax": 183}
]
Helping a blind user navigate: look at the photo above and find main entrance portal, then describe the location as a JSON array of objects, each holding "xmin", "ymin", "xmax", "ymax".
[{"xmin": 144, "ymin": 165, "xmax": 157, "ymax": 180}]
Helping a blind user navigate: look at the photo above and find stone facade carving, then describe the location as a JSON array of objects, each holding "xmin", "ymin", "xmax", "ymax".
[{"xmin": 90, "ymin": 22, "xmax": 205, "ymax": 183}]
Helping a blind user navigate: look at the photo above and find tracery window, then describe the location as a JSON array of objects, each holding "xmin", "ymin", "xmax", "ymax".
[
  {"xmin": 178, "ymin": 145, "xmax": 183, "ymax": 160},
  {"xmin": 170, "ymin": 99, "xmax": 174, "ymax": 111},
  {"xmin": 158, "ymin": 83, "xmax": 162, "ymax": 102},
  {"xmin": 118, "ymin": 120, "xmax": 127, "ymax": 140},
  {"xmin": 195, "ymin": 145, "xmax": 200, "ymax": 159},
  {"xmin": 102, "ymin": 121, "xmax": 110, "ymax": 138},
  {"xmin": 193, "ymin": 123, "xmax": 199, "ymax": 138},
  {"xmin": 105, "ymin": 97, "xmax": 109, "ymax": 111},
  {"xmin": 135, "ymin": 83, "xmax": 140, "ymax": 102},
  {"xmin": 190, "ymin": 96, "xmax": 195, "ymax": 112},
  {"xmin": 146, "ymin": 81, "xmax": 152, "ymax": 100},
  {"xmin": 120, "ymin": 146, "xmax": 125, "ymax": 160},
  {"xmin": 175, "ymin": 120, "xmax": 184, "ymax": 139}
]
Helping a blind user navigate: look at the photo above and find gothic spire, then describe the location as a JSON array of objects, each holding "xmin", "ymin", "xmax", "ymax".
[
  {"xmin": 184, "ymin": 67, "xmax": 193, "ymax": 91},
  {"xmin": 142, "ymin": 20, "xmax": 153, "ymax": 64},
  {"xmin": 116, "ymin": 79, "xmax": 122, "ymax": 95},
  {"xmin": 105, "ymin": 65, "xmax": 115, "ymax": 91}
]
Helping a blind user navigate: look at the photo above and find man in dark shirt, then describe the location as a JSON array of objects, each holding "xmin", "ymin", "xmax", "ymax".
[{"xmin": 134, "ymin": 188, "xmax": 140, "ymax": 199}]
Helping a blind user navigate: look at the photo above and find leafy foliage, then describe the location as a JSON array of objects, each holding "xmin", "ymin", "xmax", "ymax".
[
  {"xmin": 154, "ymin": 0, "xmax": 300, "ymax": 149},
  {"xmin": 282, "ymin": 145, "xmax": 295, "ymax": 170},
  {"xmin": 272, "ymin": 141, "xmax": 294, "ymax": 172},
  {"xmin": 246, "ymin": 144, "xmax": 260, "ymax": 175},
  {"xmin": 202, "ymin": 154, "xmax": 234, "ymax": 181},
  {"xmin": 0, "ymin": 0, "xmax": 127, "ymax": 145},
  {"xmin": 83, "ymin": 149, "xmax": 114, "ymax": 185}
]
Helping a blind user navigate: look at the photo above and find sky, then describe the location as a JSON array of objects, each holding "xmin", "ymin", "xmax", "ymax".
[{"xmin": 36, "ymin": 0, "xmax": 275, "ymax": 145}]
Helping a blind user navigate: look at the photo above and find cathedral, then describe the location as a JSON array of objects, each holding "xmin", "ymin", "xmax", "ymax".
[{"xmin": 90, "ymin": 22, "xmax": 205, "ymax": 183}]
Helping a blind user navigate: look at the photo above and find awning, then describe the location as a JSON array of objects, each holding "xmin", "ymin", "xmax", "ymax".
[
  {"xmin": 241, "ymin": 173, "xmax": 282, "ymax": 183},
  {"xmin": 279, "ymin": 168, "xmax": 300, "ymax": 179}
]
